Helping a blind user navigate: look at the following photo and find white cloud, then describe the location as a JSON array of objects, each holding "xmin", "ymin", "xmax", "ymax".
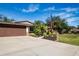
[
  {"xmin": 22, "ymin": 4, "xmax": 39, "ymax": 13},
  {"xmin": 67, "ymin": 18, "xmax": 76, "ymax": 23},
  {"xmin": 61, "ymin": 7, "xmax": 79, "ymax": 12},
  {"xmin": 66, "ymin": 17, "xmax": 79, "ymax": 25},
  {"xmin": 54, "ymin": 12, "xmax": 74, "ymax": 19},
  {"xmin": 54, "ymin": 13, "xmax": 65, "ymax": 16},
  {"xmin": 54, "ymin": 12, "xmax": 79, "ymax": 26},
  {"xmin": 61, "ymin": 13, "xmax": 74, "ymax": 19},
  {"xmin": 44, "ymin": 7, "xmax": 55, "ymax": 11}
]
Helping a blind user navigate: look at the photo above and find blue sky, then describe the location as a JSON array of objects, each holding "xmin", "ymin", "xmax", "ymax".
[{"xmin": 0, "ymin": 3, "xmax": 79, "ymax": 26}]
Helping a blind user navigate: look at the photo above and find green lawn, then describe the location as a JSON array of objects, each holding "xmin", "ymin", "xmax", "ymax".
[{"xmin": 58, "ymin": 34, "xmax": 79, "ymax": 46}]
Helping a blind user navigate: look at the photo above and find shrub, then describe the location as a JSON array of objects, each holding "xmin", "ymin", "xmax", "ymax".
[
  {"xmin": 30, "ymin": 33, "xmax": 37, "ymax": 37},
  {"xmin": 43, "ymin": 30, "xmax": 58, "ymax": 41},
  {"xmin": 33, "ymin": 27, "xmax": 41, "ymax": 37},
  {"xmin": 33, "ymin": 20, "xmax": 47, "ymax": 37},
  {"xmin": 43, "ymin": 32, "xmax": 48, "ymax": 39}
]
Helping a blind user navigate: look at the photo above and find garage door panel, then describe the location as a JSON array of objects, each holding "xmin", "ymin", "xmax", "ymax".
[
  {"xmin": 0, "ymin": 28, "xmax": 6, "ymax": 36},
  {"xmin": 0, "ymin": 25, "xmax": 26, "ymax": 37}
]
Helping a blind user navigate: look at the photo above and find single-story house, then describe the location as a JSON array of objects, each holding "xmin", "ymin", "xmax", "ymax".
[{"xmin": 0, "ymin": 21, "xmax": 33, "ymax": 37}]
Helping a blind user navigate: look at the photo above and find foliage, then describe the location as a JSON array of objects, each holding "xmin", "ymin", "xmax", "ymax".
[
  {"xmin": 33, "ymin": 20, "xmax": 57, "ymax": 41},
  {"xmin": 30, "ymin": 33, "xmax": 37, "ymax": 37},
  {"xmin": 33, "ymin": 20, "xmax": 47, "ymax": 36},
  {"xmin": 0, "ymin": 15, "xmax": 14, "ymax": 22},
  {"xmin": 46, "ymin": 16, "xmax": 69, "ymax": 34},
  {"xmin": 43, "ymin": 30, "xmax": 58, "ymax": 41},
  {"xmin": 77, "ymin": 25, "xmax": 79, "ymax": 29},
  {"xmin": 33, "ymin": 27, "xmax": 41, "ymax": 36},
  {"xmin": 43, "ymin": 31, "xmax": 53, "ymax": 39},
  {"xmin": 33, "ymin": 15, "xmax": 70, "ymax": 40}
]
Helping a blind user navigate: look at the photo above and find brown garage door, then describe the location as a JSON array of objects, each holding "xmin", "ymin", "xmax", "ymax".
[{"xmin": 0, "ymin": 24, "xmax": 26, "ymax": 37}]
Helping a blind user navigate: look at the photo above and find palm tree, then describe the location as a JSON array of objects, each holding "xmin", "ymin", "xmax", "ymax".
[{"xmin": 46, "ymin": 16, "xmax": 69, "ymax": 33}]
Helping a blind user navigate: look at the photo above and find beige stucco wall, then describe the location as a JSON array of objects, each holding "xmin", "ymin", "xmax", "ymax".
[{"xmin": 26, "ymin": 27, "xmax": 29, "ymax": 35}]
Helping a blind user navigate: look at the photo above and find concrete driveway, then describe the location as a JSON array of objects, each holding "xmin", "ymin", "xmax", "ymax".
[{"xmin": 0, "ymin": 36, "xmax": 79, "ymax": 56}]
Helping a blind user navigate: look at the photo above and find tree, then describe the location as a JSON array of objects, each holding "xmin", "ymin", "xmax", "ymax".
[
  {"xmin": 2, "ymin": 17, "xmax": 14, "ymax": 22},
  {"xmin": 77, "ymin": 25, "xmax": 79, "ymax": 29},
  {"xmin": 0, "ymin": 15, "xmax": 14, "ymax": 22},
  {"xmin": 46, "ymin": 16, "xmax": 69, "ymax": 34},
  {"xmin": 33, "ymin": 20, "xmax": 47, "ymax": 36}
]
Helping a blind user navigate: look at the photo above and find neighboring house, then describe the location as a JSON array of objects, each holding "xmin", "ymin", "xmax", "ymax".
[
  {"xmin": 0, "ymin": 21, "xmax": 33, "ymax": 37},
  {"xmin": 70, "ymin": 28, "xmax": 79, "ymax": 33}
]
